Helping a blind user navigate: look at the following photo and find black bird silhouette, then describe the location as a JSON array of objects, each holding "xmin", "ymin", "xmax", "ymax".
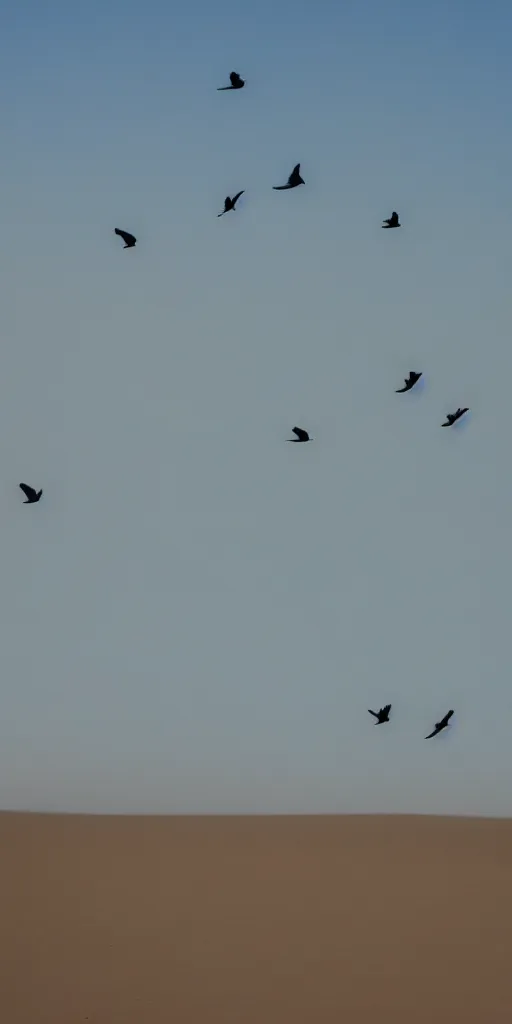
[
  {"xmin": 19, "ymin": 483, "xmax": 42, "ymax": 504},
  {"xmin": 218, "ymin": 191, "xmax": 245, "ymax": 216},
  {"xmin": 382, "ymin": 211, "xmax": 400, "ymax": 229},
  {"xmin": 425, "ymin": 709, "xmax": 454, "ymax": 739},
  {"xmin": 396, "ymin": 371, "xmax": 422, "ymax": 393},
  {"xmin": 368, "ymin": 704, "xmax": 391, "ymax": 724},
  {"xmin": 287, "ymin": 426, "xmax": 311, "ymax": 442},
  {"xmin": 273, "ymin": 163, "xmax": 305, "ymax": 190},
  {"xmin": 217, "ymin": 71, "xmax": 245, "ymax": 90},
  {"xmin": 441, "ymin": 407, "xmax": 469, "ymax": 427},
  {"xmin": 114, "ymin": 228, "xmax": 136, "ymax": 248}
]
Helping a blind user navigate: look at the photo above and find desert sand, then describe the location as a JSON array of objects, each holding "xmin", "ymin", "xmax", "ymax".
[{"xmin": 1, "ymin": 813, "xmax": 511, "ymax": 1024}]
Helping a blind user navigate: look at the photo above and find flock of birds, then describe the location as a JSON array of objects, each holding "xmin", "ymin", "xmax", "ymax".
[
  {"xmin": 368, "ymin": 705, "xmax": 455, "ymax": 740},
  {"xmin": 18, "ymin": 69, "xmax": 466, "ymax": 741}
]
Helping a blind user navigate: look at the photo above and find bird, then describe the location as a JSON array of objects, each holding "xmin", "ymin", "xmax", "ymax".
[
  {"xmin": 217, "ymin": 71, "xmax": 245, "ymax": 90},
  {"xmin": 382, "ymin": 211, "xmax": 400, "ymax": 228},
  {"xmin": 218, "ymin": 191, "xmax": 245, "ymax": 216},
  {"xmin": 425, "ymin": 709, "xmax": 454, "ymax": 739},
  {"xmin": 114, "ymin": 228, "xmax": 136, "ymax": 248},
  {"xmin": 273, "ymin": 164, "xmax": 305, "ymax": 190},
  {"xmin": 287, "ymin": 427, "xmax": 311, "ymax": 442},
  {"xmin": 441, "ymin": 407, "xmax": 469, "ymax": 427},
  {"xmin": 19, "ymin": 483, "xmax": 42, "ymax": 504},
  {"xmin": 368, "ymin": 704, "xmax": 391, "ymax": 724},
  {"xmin": 396, "ymin": 371, "xmax": 422, "ymax": 393}
]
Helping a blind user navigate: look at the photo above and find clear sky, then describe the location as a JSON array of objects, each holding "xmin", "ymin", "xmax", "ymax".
[{"xmin": 1, "ymin": 0, "xmax": 512, "ymax": 814}]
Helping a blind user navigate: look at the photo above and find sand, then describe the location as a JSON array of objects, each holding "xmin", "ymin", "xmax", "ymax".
[{"xmin": 1, "ymin": 813, "xmax": 511, "ymax": 1024}]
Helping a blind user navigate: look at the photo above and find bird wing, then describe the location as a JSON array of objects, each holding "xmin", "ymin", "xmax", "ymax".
[
  {"xmin": 441, "ymin": 710, "xmax": 454, "ymax": 727},
  {"xmin": 115, "ymin": 229, "xmax": 136, "ymax": 245},
  {"xmin": 232, "ymin": 191, "xmax": 244, "ymax": 205},
  {"xmin": 382, "ymin": 704, "xmax": 391, "ymax": 716},
  {"xmin": 293, "ymin": 427, "xmax": 308, "ymax": 441},
  {"xmin": 425, "ymin": 727, "xmax": 438, "ymax": 739},
  {"xmin": 230, "ymin": 72, "xmax": 239, "ymax": 85},
  {"xmin": 368, "ymin": 710, "xmax": 379, "ymax": 718},
  {"xmin": 19, "ymin": 483, "xmax": 36, "ymax": 500},
  {"xmin": 288, "ymin": 163, "xmax": 300, "ymax": 182}
]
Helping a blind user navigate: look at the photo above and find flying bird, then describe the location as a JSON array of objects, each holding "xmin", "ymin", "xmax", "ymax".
[
  {"xmin": 218, "ymin": 191, "xmax": 245, "ymax": 216},
  {"xmin": 273, "ymin": 163, "xmax": 305, "ymax": 190},
  {"xmin": 396, "ymin": 371, "xmax": 422, "ymax": 393},
  {"xmin": 217, "ymin": 71, "xmax": 245, "ymax": 90},
  {"xmin": 287, "ymin": 427, "xmax": 311, "ymax": 442},
  {"xmin": 382, "ymin": 211, "xmax": 400, "ymax": 228},
  {"xmin": 368, "ymin": 704, "xmax": 391, "ymax": 724},
  {"xmin": 114, "ymin": 228, "xmax": 136, "ymax": 248},
  {"xmin": 425, "ymin": 709, "xmax": 454, "ymax": 739},
  {"xmin": 441, "ymin": 408, "xmax": 469, "ymax": 427},
  {"xmin": 19, "ymin": 483, "xmax": 42, "ymax": 504}
]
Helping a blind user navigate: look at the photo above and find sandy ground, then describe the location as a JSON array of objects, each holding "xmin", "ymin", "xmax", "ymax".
[{"xmin": 1, "ymin": 813, "xmax": 511, "ymax": 1024}]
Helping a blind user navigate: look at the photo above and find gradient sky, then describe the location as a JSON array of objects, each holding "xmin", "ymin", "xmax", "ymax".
[{"xmin": 1, "ymin": 0, "xmax": 512, "ymax": 814}]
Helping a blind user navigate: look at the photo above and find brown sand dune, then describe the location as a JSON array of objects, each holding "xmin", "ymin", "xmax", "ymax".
[{"xmin": 1, "ymin": 813, "xmax": 511, "ymax": 1024}]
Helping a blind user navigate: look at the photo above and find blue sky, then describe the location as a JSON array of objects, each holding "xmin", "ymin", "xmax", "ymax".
[{"xmin": 1, "ymin": 0, "xmax": 512, "ymax": 813}]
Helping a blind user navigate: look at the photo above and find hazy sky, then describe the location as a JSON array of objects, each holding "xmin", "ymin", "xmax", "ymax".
[{"xmin": 2, "ymin": 0, "xmax": 512, "ymax": 814}]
